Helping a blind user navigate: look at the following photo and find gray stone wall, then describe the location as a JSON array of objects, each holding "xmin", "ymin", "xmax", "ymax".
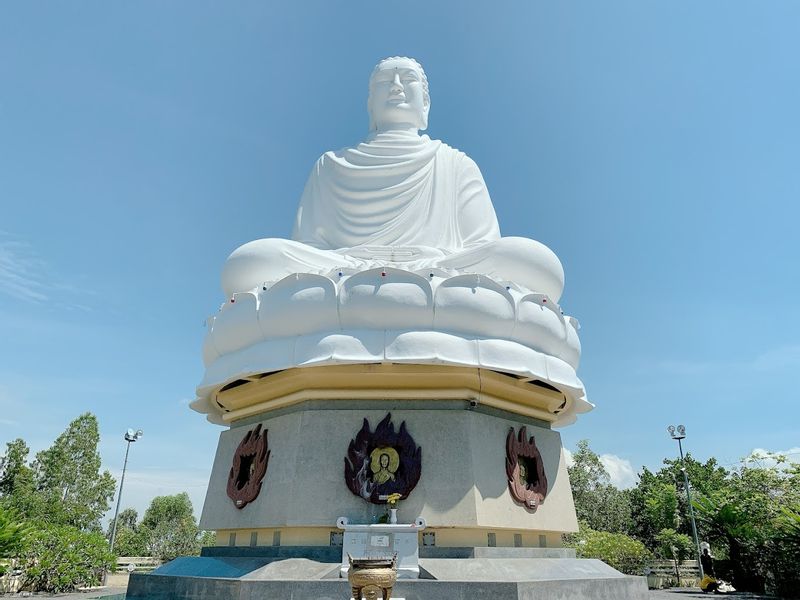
[{"xmin": 200, "ymin": 402, "xmax": 577, "ymax": 536}]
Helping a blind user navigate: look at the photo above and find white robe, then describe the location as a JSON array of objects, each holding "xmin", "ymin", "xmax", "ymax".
[
  {"xmin": 222, "ymin": 132, "xmax": 564, "ymax": 301},
  {"xmin": 292, "ymin": 132, "xmax": 501, "ymax": 252}
]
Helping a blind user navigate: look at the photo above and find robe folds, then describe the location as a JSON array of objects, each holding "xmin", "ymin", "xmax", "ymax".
[
  {"xmin": 292, "ymin": 131, "xmax": 501, "ymax": 253},
  {"xmin": 222, "ymin": 132, "xmax": 565, "ymax": 301}
]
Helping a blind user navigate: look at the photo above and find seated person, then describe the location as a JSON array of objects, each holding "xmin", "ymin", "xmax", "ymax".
[{"xmin": 222, "ymin": 57, "xmax": 565, "ymax": 302}]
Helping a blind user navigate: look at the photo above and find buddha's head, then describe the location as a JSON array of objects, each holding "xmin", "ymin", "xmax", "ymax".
[{"xmin": 368, "ymin": 56, "xmax": 430, "ymax": 133}]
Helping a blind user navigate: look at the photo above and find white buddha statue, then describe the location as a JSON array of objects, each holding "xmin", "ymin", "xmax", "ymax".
[{"xmin": 221, "ymin": 57, "xmax": 565, "ymax": 301}]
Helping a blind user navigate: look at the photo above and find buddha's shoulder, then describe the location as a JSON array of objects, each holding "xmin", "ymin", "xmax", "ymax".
[
  {"xmin": 431, "ymin": 140, "xmax": 481, "ymax": 170},
  {"xmin": 433, "ymin": 140, "xmax": 462, "ymax": 156},
  {"xmin": 312, "ymin": 136, "xmax": 477, "ymax": 169}
]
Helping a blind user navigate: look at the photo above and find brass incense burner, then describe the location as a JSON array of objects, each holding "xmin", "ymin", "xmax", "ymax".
[{"xmin": 347, "ymin": 554, "xmax": 398, "ymax": 600}]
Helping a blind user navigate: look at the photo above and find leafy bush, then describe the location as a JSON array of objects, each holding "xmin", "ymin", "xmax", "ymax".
[
  {"xmin": 0, "ymin": 506, "xmax": 29, "ymax": 558},
  {"xmin": 140, "ymin": 493, "xmax": 201, "ymax": 561},
  {"xmin": 654, "ymin": 527, "xmax": 694, "ymax": 561},
  {"xmin": 113, "ymin": 526, "xmax": 149, "ymax": 557},
  {"xmin": 106, "ymin": 508, "xmax": 148, "ymax": 557},
  {"xmin": 654, "ymin": 528, "xmax": 695, "ymax": 585},
  {"xmin": 198, "ymin": 530, "xmax": 217, "ymax": 548},
  {"xmin": 567, "ymin": 523, "xmax": 651, "ymax": 575},
  {"xmin": 20, "ymin": 523, "xmax": 114, "ymax": 593},
  {"xmin": 766, "ymin": 506, "xmax": 800, "ymax": 598},
  {"xmin": 105, "ymin": 498, "xmax": 215, "ymax": 561}
]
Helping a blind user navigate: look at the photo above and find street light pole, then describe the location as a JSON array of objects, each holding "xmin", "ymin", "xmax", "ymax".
[
  {"xmin": 108, "ymin": 429, "xmax": 143, "ymax": 555},
  {"xmin": 667, "ymin": 424, "xmax": 704, "ymax": 580}
]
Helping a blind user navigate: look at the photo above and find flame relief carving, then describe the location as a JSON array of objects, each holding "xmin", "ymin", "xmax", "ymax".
[
  {"xmin": 344, "ymin": 413, "xmax": 422, "ymax": 504},
  {"xmin": 226, "ymin": 424, "xmax": 270, "ymax": 509},
  {"xmin": 506, "ymin": 426, "xmax": 548, "ymax": 511}
]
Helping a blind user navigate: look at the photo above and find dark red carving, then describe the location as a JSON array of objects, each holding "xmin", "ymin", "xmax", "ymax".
[
  {"xmin": 344, "ymin": 413, "xmax": 422, "ymax": 504},
  {"xmin": 226, "ymin": 424, "xmax": 270, "ymax": 509},
  {"xmin": 506, "ymin": 426, "xmax": 548, "ymax": 511}
]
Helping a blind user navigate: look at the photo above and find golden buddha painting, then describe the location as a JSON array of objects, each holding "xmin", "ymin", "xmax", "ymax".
[{"xmin": 369, "ymin": 446, "xmax": 400, "ymax": 485}]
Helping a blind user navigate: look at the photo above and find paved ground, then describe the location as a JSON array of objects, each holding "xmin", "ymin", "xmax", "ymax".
[
  {"xmin": 3, "ymin": 585, "xmax": 775, "ymax": 599},
  {"xmin": 2, "ymin": 588, "xmax": 126, "ymax": 599},
  {"xmin": 648, "ymin": 588, "xmax": 773, "ymax": 599}
]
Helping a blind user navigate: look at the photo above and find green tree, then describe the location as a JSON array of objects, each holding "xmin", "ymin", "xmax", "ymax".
[
  {"xmin": 694, "ymin": 495, "xmax": 757, "ymax": 589},
  {"xmin": 140, "ymin": 493, "xmax": 202, "ymax": 561},
  {"xmin": 645, "ymin": 483, "xmax": 679, "ymax": 532},
  {"xmin": 654, "ymin": 527, "xmax": 694, "ymax": 585},
  {"xmin": 106, "ymin": 508, "xmax": 147, "ymax": 557},
  {"xmin": 693, "ymin": 454, "xmax": 800, "ymax": 593},
  {"xmin": 0, "ymin": 505, "xmax": 30, "ymax": 559},
  {"xmin": 568, "ymin": 440, "xmax": 633, "ymax": 534},
  {"xmin": 30, "ymin": 413, "xmax": 116, "ymax": 531},
  {"xmin": 659, "ymin": 454, "xmax": 728, "ymax": 499},
  {"xmin": 111, "ymin": 507, "xmax": 139, "ymax": 532},
  {"xmin": 566, "ymin": 522, "xmax": 651, "ymax": 575},
  {"xmin": 0, "ymin": 414, "xmax": 122, "ymax": 591},
  {"xmin": 0, "ymin": 439, "xmax": 30, "ymax": 496},
  {"xmin": 772, "ymin": 505, "xmax": 800, "ymax": 597},
  {"xmin": 629, "ymin": 469, "xmax": 680, "ymax": 549},
  {"xmin": 20, "ymin": 523, "xmax": 114, "ymax": 593},
  {"xmin": 629, "ymin": 454, "xmax": 727, "ymax": 549},
  {"xmin": 198, "ymin": 530, "xmax": 217, "ymax": 548},
  {"xmin": 779, "ymin": 505, "xmax": 800, "ymax": 541},
  {"xmin": 0, "ymin": 439, "xmax": 39, "ymax": 518},
  {"xmin": 569, "ymin": 440, "xmax": 608, "ymax": 495}
]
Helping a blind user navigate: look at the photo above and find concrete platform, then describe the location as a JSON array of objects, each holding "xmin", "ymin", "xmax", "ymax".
[
  {"xmin": 125, "ymin": 552, "xmax": 649, "ymax": 599},
  {"xmin": 127, "ymin": 574, "xmax": 647, "ymax": 599}
]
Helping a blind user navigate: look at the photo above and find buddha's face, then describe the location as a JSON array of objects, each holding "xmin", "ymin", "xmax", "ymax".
[{"xmin": 368, "ymin": 58, "xmax": 429, "ymax": 132}]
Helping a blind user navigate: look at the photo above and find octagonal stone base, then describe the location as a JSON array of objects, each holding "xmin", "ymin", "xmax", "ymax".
[{"xmin": 200, "ymin": 397, "xmax": 577, "ymax": 545}]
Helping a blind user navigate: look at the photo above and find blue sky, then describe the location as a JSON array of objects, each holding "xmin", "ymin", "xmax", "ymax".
[{"xmin": 1, "ymin": 2, "xmax": 799, "ymax": 520}]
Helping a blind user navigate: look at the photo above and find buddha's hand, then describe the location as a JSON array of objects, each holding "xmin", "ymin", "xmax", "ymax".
[{"xmin": 339, "ymin": 245, "xmax": 445, "ymax": 262}]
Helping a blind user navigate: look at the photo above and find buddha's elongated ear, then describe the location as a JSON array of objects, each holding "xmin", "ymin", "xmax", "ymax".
[{"xmin": 420, "ymin": 101, "xmax": 430, "ymax": 131}]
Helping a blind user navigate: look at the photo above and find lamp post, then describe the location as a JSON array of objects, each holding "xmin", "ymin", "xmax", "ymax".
[
  {"xmin": 108, "ymin": 428, "xmax": 143, "ymax": 554},
  {"xmin": 667, "ymin": 424, "xmax": 703, "ymax": 579}
]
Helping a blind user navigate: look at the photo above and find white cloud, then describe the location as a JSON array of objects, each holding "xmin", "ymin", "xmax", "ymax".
[
  {"xmin": 751, "ymin": 346, "xmax": 800, "ymax": 372},
  {"xmin": 744, "ymin": 447, "xmax": 800, "ymax": 469},
  {"xmin": 0, "ymin": 233, "xmax": 92, "ymax": 308},
  {"xmin": 562, "ymin": 447, "xmax": 637, "ymax": 489},
  {"xmin": 0, "ymin": 236, "xmax": 49, "ymax": 302},
  {"xmin": 600, "ymin": 453, "xmax": 637, "ymax": 489}
]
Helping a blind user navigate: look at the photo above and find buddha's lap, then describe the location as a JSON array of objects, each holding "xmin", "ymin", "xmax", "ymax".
[{"xmin": 222, "ymin": 236, "xmax": 564, "ymax": 300}]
